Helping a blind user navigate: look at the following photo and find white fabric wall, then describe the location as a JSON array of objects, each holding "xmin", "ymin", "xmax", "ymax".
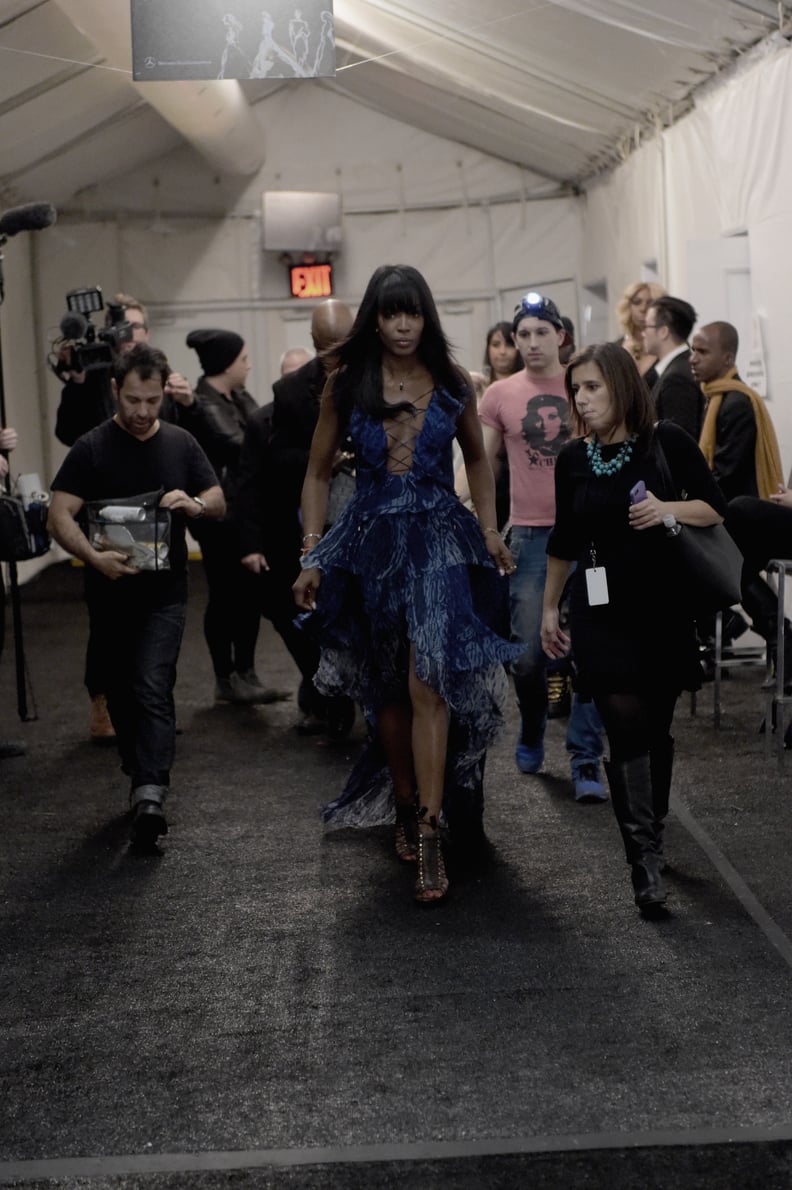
[
  {"xmin": 8, "ymin": 44, "xmax": 792, "ymax": 499},
  {"xmin": 664, "ymin": 43, "xmax": 792, "ymax": 470},
  {"xmin": 582, "ymin": 37, "xmax": 792, "ymax": 473},
  {"xmin": 27, "ymin": 78, "xmax": 582, "ymax": 478},
  {"xmin": 20, "ymin": 37, "xmax": 792, "ymax": 577},
  {"xmin": 580, "ymin": 139, "xmax": 667, "ymax": 300},
  {"xmin": 73, "ymin": 84, "xmax": 549, "ymax": 218}
]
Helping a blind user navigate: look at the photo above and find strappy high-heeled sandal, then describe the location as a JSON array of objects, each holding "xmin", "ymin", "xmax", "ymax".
[
  {"xmin": 395, "ymin": 800, "xmax": 418, "ymax": 863},
  {"xmin": 414, "ymin": 809, "xmax": 449, "ymax": 905}
]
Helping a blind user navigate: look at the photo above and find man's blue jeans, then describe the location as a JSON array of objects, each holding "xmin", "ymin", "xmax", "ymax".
[
  {"xmin": 508, "ymin": 525, "xmax": 602, "ymax": 767},
  {"xmin": 102, "ymin": 600, "xmax": 187, "ymax": 790}
]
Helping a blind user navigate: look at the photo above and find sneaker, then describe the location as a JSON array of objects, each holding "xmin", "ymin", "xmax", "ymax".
[
  {"xmin": 215, "ymin": 676, "xmax": 237, "ymax": 703},
  {"xmin": 215, "ymin": 673, "xmax": 290, "ymax": 705},
  {"xmin": 234, "ymin": 669, "xmax": 291, "ymax": 705},
  {"xmin": 547, "ymin": 672, "xmax": 571, "ymax": 719},
  {"xmin": 573, "ymin": 762, "xmax": 608, "ymax": 803},
  {"xmin": 516, "ymin": 741, "xmax": 544, "ymax": 774}
]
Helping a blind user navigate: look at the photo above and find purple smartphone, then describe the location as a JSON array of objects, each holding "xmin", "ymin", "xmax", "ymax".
[{"xmin": 629, "ymin": 480, "xmax": 647, "ymax": 505}]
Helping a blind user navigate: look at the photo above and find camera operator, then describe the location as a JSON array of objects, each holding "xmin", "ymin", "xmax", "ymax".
[
  {"xmin": 51, "ymin": 292, "xmax": 190, "ymax": 741},
  {"xmin": 54, "ymin": 294, "xmax": 184, "ymax": 446}
]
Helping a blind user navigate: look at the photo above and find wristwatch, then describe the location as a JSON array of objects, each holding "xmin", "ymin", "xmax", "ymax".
[{"xmin": 192, "ymin": 495, "xmax": 206, "ymax": 518}]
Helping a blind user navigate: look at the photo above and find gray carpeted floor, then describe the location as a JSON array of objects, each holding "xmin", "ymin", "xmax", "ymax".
[{"xmin": 2, "ymin": 561, "xmax": 792, "ymax": 1188}]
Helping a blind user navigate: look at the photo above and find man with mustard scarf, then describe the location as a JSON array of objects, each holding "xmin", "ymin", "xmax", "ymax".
[
  {"xmin": 691, "ymin": 321, "xmax": 782, "ymax": 500},
  {"xmin": 692, "ymin": 320, "xmax": 790, "ymax": 681}
]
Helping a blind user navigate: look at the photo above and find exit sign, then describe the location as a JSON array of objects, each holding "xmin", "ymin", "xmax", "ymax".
[{"xmin": 290, "ymin": 263, "xmax": 333, "ymax": 299}]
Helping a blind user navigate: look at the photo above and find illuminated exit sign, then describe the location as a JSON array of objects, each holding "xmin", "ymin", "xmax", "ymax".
[{"xmin": 290, "ymin": 263, "xmax": 333, "ymax": 299}]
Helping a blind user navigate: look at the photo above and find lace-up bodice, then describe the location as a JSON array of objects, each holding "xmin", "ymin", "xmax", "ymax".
[{"xmin": 382, "ymin": 388, "xmax": 433, "ymax": 474}]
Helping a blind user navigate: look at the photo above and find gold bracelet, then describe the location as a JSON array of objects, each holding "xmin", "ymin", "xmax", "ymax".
[
  {"xmin": 482, "ymin": 526, "xmax": 500, "ymax": 536},
  {"xmin": 302, "ymin": 532, "xmax": 322, "ymax": 544}
]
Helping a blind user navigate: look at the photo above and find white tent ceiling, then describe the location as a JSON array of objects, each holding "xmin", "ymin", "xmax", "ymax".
[{"xmin": 0, "ymin": 0, "xmax": 785, "ymax": 209}]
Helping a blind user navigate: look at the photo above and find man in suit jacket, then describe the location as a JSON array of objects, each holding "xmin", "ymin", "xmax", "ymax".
[
  {"xmin": 643, "ymin": 295, "xmax": 704, "ymax": 441},
  {"xmin": 269, "ymin": 299, "xmax": 354, "ymax": 515},
  {"xmin": 234, "ymin": 298, "xmax": 354, "ymax": 733}
]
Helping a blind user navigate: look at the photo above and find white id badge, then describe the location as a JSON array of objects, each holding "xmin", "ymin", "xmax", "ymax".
[{"xmin": 585, "ymin": 566, "xmax": 609, "ymax": 606}]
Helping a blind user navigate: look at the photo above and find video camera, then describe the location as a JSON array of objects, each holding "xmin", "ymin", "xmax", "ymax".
[{"xmin": 49, "ymin": 286, "xmax": 136, "ymax": 380}]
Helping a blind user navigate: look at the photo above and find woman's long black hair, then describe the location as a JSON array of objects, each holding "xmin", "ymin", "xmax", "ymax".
[{"xmin": 331, "ymin": 265, "xmax": 470, "ymax": 422}]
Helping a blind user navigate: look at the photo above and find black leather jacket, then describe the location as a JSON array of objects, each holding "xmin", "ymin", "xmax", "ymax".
[{"xmin": 178, "ymin": 377, "xmax": 258, "ymax": 507}]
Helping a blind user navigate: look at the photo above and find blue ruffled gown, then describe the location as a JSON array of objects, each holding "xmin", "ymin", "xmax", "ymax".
[{"xmin": 303, "ymin": 384, "xmax": 526, "ymax": 832}]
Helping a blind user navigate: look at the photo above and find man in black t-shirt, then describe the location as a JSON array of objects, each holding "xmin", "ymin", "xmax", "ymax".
[
  {"xmin": 49, "ymin": 345, "xmax": 224, "ymax": 845},
  {"xmin": 54, "ymin": 293, "xmax": 192, "ymax": 742}
]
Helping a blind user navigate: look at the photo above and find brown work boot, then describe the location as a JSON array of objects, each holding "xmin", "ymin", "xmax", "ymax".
[{"xmin": 90, "ymin": 694, "xmax": 115, "ymax": 742}]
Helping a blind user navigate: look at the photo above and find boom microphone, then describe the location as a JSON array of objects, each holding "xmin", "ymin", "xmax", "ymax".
[
  {"xmin": 60, "ymin": 311, "xmax": 88, "ymax": 340},
  {"xmin": 0, "ymin": 202, "xmax": 57, "ymax": 238}
]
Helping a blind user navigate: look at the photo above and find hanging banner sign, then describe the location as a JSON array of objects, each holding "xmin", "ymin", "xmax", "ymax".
[
  {"xmin": 131, "ymin": 1, "xmax": 335, "ymax": 81},
  {"xmin": 743, "ymin": 314, "xmax": 768, "ymax": 399}
]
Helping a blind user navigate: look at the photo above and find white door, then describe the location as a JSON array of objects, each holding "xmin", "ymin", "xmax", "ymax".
[
  {"xmin": 687, "ymin": 236, "xmax": 760, "ymax": 385},
  {"xmin": 579, "ymin": 281, "xmax": 609, "ymax": 347},
  {"xmin": 268, "ymin": 308, "xmax": 314, "ymax": 386},
  {"xmin": 437, "ymin": 300, "xmax": 493, "ymax": 377}
]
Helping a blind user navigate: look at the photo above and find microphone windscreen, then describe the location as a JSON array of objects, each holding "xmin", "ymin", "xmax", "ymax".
[
  {"xmin": 0, "ymin": 203, "xmax": 57, "ymax": 237},
  {"xmin": 60, "ymin": 312, "xmax": 88, "ymax": 340}
]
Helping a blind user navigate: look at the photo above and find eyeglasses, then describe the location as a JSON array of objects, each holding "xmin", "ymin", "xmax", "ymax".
[{"xmin": 514, "ymin": 291, "xmax": 563, "ymax": 327}]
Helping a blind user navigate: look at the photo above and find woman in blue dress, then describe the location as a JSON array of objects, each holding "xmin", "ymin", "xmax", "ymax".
[{"xmin": 293, "ymin": 265, "xmax": 524, "ymax": 905}]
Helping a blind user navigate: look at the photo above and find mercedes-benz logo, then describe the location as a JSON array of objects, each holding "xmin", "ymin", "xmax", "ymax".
[{"xmin": 145, "ymin": 56, "xmax": 156, "ymax": 69}]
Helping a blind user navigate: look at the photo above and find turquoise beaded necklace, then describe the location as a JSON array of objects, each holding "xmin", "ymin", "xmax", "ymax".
[{"xmin": 586, "ymin": 433, "xmax": 637, "ymax": 477}]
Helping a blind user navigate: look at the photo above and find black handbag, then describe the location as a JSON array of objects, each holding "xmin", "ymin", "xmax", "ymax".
[
  {"xmin": 0, "ymin": 493, "xmax": 50, "ymax": 562},
  {"xmin": 653, "ymin": 433, "xmax": 743, "ymax": 614}
]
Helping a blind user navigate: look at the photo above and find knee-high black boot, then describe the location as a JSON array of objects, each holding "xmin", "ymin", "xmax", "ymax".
[
  {"xmin": 604, "ymin": 754, "xmax": 667, "ymax": 910},
  {"xmin": 650, "ymin": 735, "xmax": 674, "ymax": 859}
]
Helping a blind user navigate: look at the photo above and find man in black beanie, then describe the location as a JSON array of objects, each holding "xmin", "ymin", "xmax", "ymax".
[
  {"xmin": 185, "ymin": 329, "xmax": 244, "ymax": 378},
  {"xmin": 180, "ymin": 328, "xmax": 287, "ymax": 706}
]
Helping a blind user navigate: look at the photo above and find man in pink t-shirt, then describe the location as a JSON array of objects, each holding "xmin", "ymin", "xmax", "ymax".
[{"xmin": 477, "ymin": 293, "xmax": 604, "ymax": 800}]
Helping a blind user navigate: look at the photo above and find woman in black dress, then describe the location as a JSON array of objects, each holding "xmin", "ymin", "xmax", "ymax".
[{"xmin": 541, "ymin": 342, "xmax": 725, "ymax": 913}]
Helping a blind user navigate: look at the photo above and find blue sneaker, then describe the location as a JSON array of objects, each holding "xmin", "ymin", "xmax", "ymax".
[
  {"xmin": 573, "ymin": 762, "xmax": 608, "ymax": 802},
  {"xmin": 516, "ymin": 741, "xmax": 544, "ymax": 774}
]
